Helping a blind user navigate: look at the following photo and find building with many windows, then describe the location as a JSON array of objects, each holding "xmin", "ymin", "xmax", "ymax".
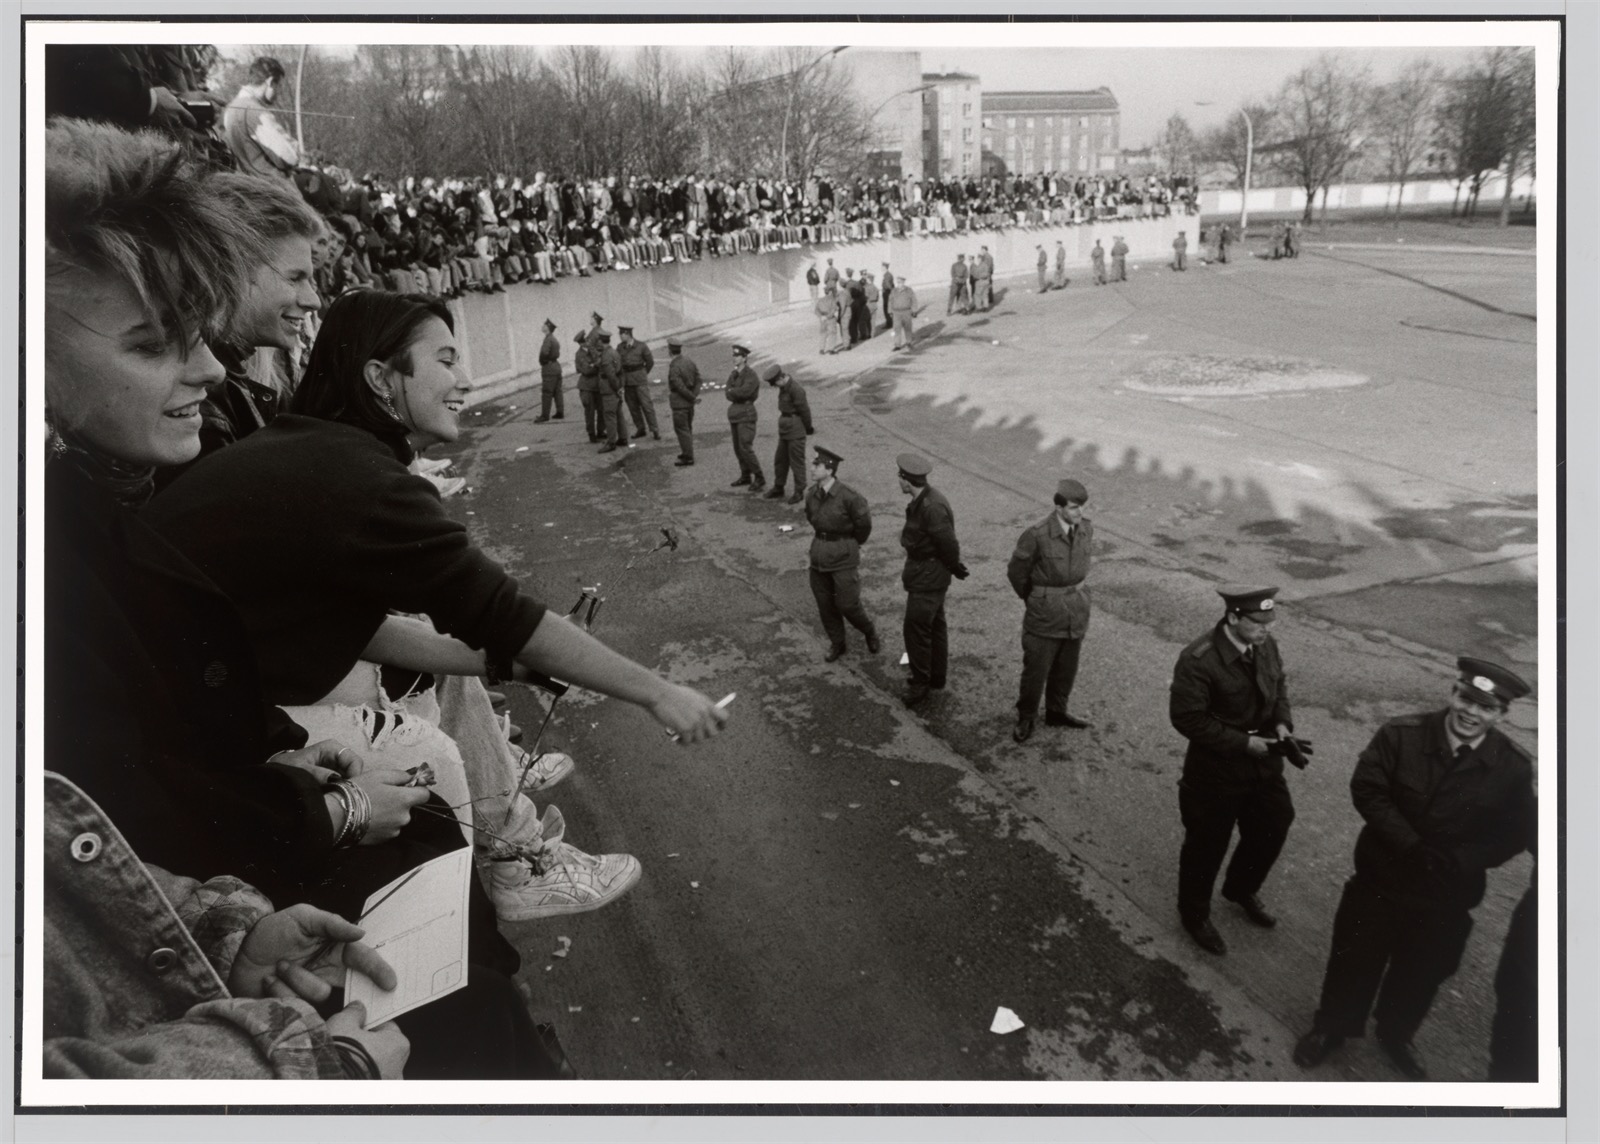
[
  {"xmin": 920, "ymin": 72, "xmax": 982, "ymax": 178},
  {"xmin": 838, "ymin": 50, "xmax": 927, "ymax": 181},
  {"xmin": 980, "ymin": 89, "xmax": 1121, "ymax": 178}
]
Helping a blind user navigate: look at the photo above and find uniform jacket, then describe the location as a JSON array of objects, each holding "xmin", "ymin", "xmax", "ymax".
[
  {"xmin": 814, "ymin": 291, "xmax": 839, "ymax": 320},
  {"xmin": 775, "ymin": 379, "xmax": 814, "ymax": 440},
  {"xmin": 574, "ymin": 341, "xmax": 599, "ymax": 393},
  {"xmin": 889, "ymin": 285, "xmax": 917, "ymax": 315},
  {"xmin": 538, "ymin": 332, "xmax": 563, "ymax": 384},
  {"xmin": 1006, "ymin": 513, "xmax": 1093, "ymax": 640},
  {"xmin": 950, "ymin": 260, "xmax": 969, "ymax": 283},
  {"xmin": 1111, "ymin": 240, "xmax": 1129, "ymax": 260},
  {"xmin": 618, "ymin": 338, "xmax": 655, "ymax": 385},
  {"xmin": 973, "ymin": 253, "xmax": 994, "ymax": 280},
  {"xmin": 1037, "ymin": 248, "xmax": 1049, "ymax": 268},
  {"xmin": 805, "ymin": 480, "xmax": 873, "ymax": 572},
  {"xmin": 1350, "ymin": 710, "xmax": 1535, "ymax": 912},
  {"xmin": 1173, "ymin": 235, "xmax": 1188, "ymax": 252},
  {"xmin": 1169, "ymin": 621, "xmax": 1293, "ymax": 785},
  {"xmin": 43, "ymin": 772, "xmax": 343, "ymax": 1079},
  {"xmin": 667, "ymin": 354, "xmax": 702, "ymax": 411},
  {"xmin": 725, "ymin": 365, "xmax": 760, "ymax": 424},
  {"xmin": 1091, "ymin": 245, "xmax": 1106, "ymax": 264},
  {"xmin": 900, "ymin": 485, "xmax": 962, "ymax": 593},
  {"xmin": 597, "ymin": 346, "xmax": 624, "ymax": 399}
]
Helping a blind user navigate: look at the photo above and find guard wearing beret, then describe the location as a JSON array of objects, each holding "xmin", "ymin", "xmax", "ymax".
[
  {"xmin": 617, "ymin": 325, "xmax": 660, "ymax": 442},
  {"xmin": 534, "ymin": 318, "xmax": 565, "ymax": 424},
  {"xmin": 804, "ymin": 447, "xmax": 879, "ymax": 662},
  {"xmin": 897, "ymin": 453, "xmax": 968, "ymax": 707},
  {"xmin": 725, "ymin": 343, "xmax": 764, "ymax": 491},
  {"xmin": 594, "ymin": 331, "xmax": 626, "ymax": 453},
  {"xmin": 763, "ymin": 365, "xmax": 813, "ymax": 504},
  {"xmin": 1294, "ymin": 657, "xmax": 1535, "ymax": 1081},
  {"xmin": 666, "ymin": 338, "xmax": 702, "ymax": 467},
  {"xmin": 1006, "ymin": 478, "xmax": 1094, "ymax": 743},
  {"xmin": 1170, "ymin": 585, "xmax": 1303, "ymax": 956},
  {"xmin": 574, "ymin": 331, "xmax": 602, "ymax": 443}
]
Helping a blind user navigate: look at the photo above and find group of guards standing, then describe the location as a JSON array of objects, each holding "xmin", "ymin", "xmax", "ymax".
[{"xmin": 527, "ymin": 273, "xmax": 1538, "ymax": 1083}]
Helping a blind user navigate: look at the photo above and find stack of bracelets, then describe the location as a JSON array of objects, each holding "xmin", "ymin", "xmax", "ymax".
[
  {"xmin": 326, "ymin": 778, "xmax": 372, "ymax": 848},
  {"xmin": 332, "ymin": 1035, "xmax": 381, "ymax": 1079}
]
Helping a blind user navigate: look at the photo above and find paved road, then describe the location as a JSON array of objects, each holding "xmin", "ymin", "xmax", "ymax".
[{"xmin": 441, "ymin": 243, "xmax": 1541, "ymax": 1084}]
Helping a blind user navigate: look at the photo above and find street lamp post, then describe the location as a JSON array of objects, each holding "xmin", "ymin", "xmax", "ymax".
[
  {"xmin": 864, "ymin": 82, "xmax": 935, "ymax": 176},
  {"xmin": 1197, "ymin": 101, "xmax": 1253, "ymax": 233},
  {"xmin": 780, "ymin": 45, "xmax": 847, "ymax": 182}
]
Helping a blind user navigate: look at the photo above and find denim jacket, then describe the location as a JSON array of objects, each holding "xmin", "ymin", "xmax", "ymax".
[{"xmin": 43, "ymin": 772, "xmax": 343, "ymax": 1079}]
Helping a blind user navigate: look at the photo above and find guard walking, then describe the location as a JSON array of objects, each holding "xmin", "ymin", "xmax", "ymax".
[
  {"xmin": 1292, "ymin": 657, "xmax": 1535, "ymax": 1080},
  {"xmin": 725, "ymin": 342, "xmax": 764, "ymax": 491},
  {"xmin": 762, "ymin": 364, "xmax": 813, "ymax": 504},
  {"xmin": 666, "ymin": 337, "xmax": 701, "ymax": 467},
  {"xmin": 1170, "ymin": 586, "xmax": 1304, "ymax": 956},
  {"xmin": 1007, "ymin": 478, "xmax": 1094, "ymax": 743},
  {"xmin": 897, "ymin": 453, "xmax": 968, "ymax": 708},
  {"xmin": 804, "ymin": 446, "xmax": 879, "ymax": 662}
]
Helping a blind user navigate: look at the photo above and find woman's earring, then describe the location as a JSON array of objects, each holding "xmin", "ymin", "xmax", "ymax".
[{"xmin": 379, "ymin": 387, "xmax": 400, "ymax": 418}]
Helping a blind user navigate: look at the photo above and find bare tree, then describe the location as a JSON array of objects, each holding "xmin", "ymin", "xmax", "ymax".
[
  {"xmin": 1366, "ymin": 58, "xmax": 1440, "ymax": 223},
  {"xmin": 1496, "ymin": 48, "xmax": 1536, "ymax": 226},
  {"xmin": 628, "ymin": 45, "xmax": 704, "ymax": 177},
  {"xmin": 1433, "ymin": 47, "xmax": 1533, "ymax": 220},
  {"xmin": 1198, "ymin": 101, "xmax": 1275, "ymax": 189},
  {"xmin": 1273, "ymin": 54, "xmax": 1372, "ymax": 223},
  {"xmin": 1153, "ymin": 111, "xmax": 1198, "ymax": 174},
  {"xmin": 549, "ymin": 45, "xmax": 626, "ymax": 178}
]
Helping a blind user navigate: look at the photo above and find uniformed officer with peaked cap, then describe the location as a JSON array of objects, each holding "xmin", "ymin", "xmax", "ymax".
[
  {"xmin": 804, "ymin": 445, "xmax": 878, "ymax": 661},
  {"xmin": 1294, "ymin": 655, "xmax": 1535, "ymax": 1080},
  {"xmin": 1170, "ymin": 584, "xmax": 1300, "ymax": 956},
  {"xmin": 897, "ymin": 452, "xmax": 968, "ymax": 707}
]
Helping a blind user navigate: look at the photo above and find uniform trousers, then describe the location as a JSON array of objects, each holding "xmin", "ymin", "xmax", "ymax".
[
  {"xmin": 671, "ymin": 407, "xmax": 695, "ymax": 461},
  {"xmin": 819, "ymin": 316, "xmax": 839, "ymax": 353},
  {"xmin": 1310, "ymin": 875, "xmax": 1473, "ymax": 1044},
  {"xmin": 903, "ymin": 589, "xmax": 949, "ymax": 687},
  {"xmin": 540, "ymin": 380, "xmax": 565, "ymax": 420},
  {"xmin": 1037, "ymin": 266, "xmax": 1049, "ymax": 291},
  {"xmin": 772, "ymin": 437, "xmax": 806, "ymax": 494},
  {"xmin": 1017, "ymin": 632, "xmax": 1082, "ymax": 717},
  {"xmin": 947, "ymin": 282, "xmax": 969, "ymax": 314},
  {"xmin": 600, "ymin": 395, "xmax": 625, "ymax": 445},
  {"xmin": 972, "ymin": 277, "xmax": 992, "ymax": 310},
  {"xmin": 624, "ymin": 385, "xmax": 659, "ymax": 436},
  {"xmin": 893, "ymin": 313, "xmax": 914, "ymax": 349},
  {"xmin": 1177, "ymin": 771, "xmax": 1295, "ymax": 925},
  {"xmin": 1490, "ymin": 883, "xmax": 1538, "ymax": 1080},
  {"xmin": 579, "ymin": 390, "xmax": 601, "ymax": 439},
  {"xmin": 1173, "ymin": 251, "xmax": 1187, "ymax": 271},
  {"xmin": 1114, "ymin": 257, "xmax": 1128, "ymax": 281},
  {"xmin": 1093, "ymin": 262, "xmax": 1107, "ymax": 285},
  {"xmin": 730, "ymin": 422, "xmax": 763, "ymax": 481},
  {"xmin": 810, "ymin": 567, "xmax": 875, "ymax": 649}
]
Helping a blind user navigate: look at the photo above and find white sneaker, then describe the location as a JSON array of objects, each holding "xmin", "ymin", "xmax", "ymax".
[
  {"xmin": 415, "ymin": 456, "xmax": 452, "ymax": 476},
  {"xmin": 486, "ymin": 843, "xmax": 642, "ymax": 920},
  {"xmin": 517, "ymin": 750, "xmax": 575, "ymax": 794},
  {"xmin": 428, "ymin": 475, "xmax": 467, "ymax": 498}
]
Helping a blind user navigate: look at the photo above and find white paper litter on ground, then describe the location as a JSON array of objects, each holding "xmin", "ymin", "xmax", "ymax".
[
  {"xmin": 516, "ymin": 446, "xmax": 529, "ymax": 452},
  {"xmin": 552, "ymin": 936, "xmax": 571, "ymax": 959},
  {"xmin": 779, "ymin": 525, "xmax": 794, "ymax": 533},
  {"xmin": 899, "ymin": 652, "xmax": 911, "ymax": 666},
  {"xmin": 991, "ymin": 1007, "xmax": 1025, "ymax": 1035}
]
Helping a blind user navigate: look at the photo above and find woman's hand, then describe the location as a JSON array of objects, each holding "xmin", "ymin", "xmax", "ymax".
[
  {"xmin": 326, "ymin": 1002, "xmax": 411, "ymax": 1079},
  {"xmin": 348, "ymin": 768, "xmax": 432, "ymax": 844},
  {"xmin": 649, "ymin": 682, "xmax": 729, "ymax": 745},
  {"xmin": 230, "ymin": 903, "xmax": 398, "ymax": 1000},
  {"xmin": 270, "ymin": 738, "xmax": 361, "ymax": 786}
]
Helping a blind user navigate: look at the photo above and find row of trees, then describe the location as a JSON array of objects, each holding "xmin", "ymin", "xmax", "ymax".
[
  {"xmin": 1149, "ymin": 48, "xmax": 1536, "ymax": 225},
  {"xmin": 212, "ymin": 44, "xmax": 877, "ymax": 184}
]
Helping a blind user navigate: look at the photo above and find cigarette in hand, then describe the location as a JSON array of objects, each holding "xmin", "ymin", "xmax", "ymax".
[{"xmin": 666, "ymin": 693, "xmax": 736, "ymax": 742}]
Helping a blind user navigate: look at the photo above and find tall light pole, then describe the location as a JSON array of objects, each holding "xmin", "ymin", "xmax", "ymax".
[
  {"xmin": 865, "ymin": 82, "xmax": 934, "ymax": 175},
  {"xmin": 1197, "ymin": 101, "xmax": 1253, "ymax": 231},
  {"xmin": 780, "ymin": 45, "xmax": 847, "ymax": 182}
]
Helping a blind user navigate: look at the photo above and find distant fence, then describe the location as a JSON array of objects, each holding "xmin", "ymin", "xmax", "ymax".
[
  {"xmin": 454, "ymin": 211, "xmax": 1189, "ymax": 404},
  {"xmin": 1199, "ymin": 173, "xmax": 1537, "ymax": 219}
]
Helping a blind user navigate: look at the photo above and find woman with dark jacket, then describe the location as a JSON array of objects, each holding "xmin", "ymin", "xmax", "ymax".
[{"xmin": 41, "ymin": 119, "xmax": 567, "ymax": 1080}]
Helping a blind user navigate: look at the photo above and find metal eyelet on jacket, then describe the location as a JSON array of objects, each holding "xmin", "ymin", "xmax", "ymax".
[
  {"xmin": 146, "ymin": 947, "xmax": 179, "ymax": 975},
  {"xmin": 69, "ymin": 832, "xmax": 101, "ymax": 862}
]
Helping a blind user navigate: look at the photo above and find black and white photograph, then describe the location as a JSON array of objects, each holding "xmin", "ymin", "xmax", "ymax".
[{"xmin": 9, "ymin": 7, "xmax": 1586, "ymax": 1140}]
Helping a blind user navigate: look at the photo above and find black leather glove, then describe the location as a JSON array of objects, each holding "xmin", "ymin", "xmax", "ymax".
[
  {"xmin": 951, "ymin": 562, "xmax": 970, "ymax": 580},
  {"xmin": 1269, "ymin": 736, "xmax": 1314, "ymax": 769}
]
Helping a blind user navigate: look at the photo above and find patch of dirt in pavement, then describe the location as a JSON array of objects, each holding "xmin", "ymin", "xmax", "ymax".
[{"xmin": 1122, "ymin": 354, "xmax": 1370, "ymax": 398}]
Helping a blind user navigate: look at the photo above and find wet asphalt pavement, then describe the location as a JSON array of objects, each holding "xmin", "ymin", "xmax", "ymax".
[{"xmin": 435, "ymin": 239, "xmax": 1541, "ymax": 1084}]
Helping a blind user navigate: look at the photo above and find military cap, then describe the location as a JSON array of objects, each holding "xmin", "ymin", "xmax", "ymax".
[
  {"xmin": 896, "ymin": 452, "xmax": 932, "ymax": 478},
  {"xmin": 731, "ymin": 342, "xmax": 752, "ymax": 356},
  {"xmin": 667, "ymin": 337, "xmax": 684, "ymax": 350},
  {"xmin": 597, "ymin": 331, "xmax": 612, "ymax": 343},
  {"xmin": 813, "ymin": 446, "xmax": 843, "ymax": 468},
  {"xmin": 762, "ymin": 364, "xmax": 785, "ymax": 383},
  {"xmin": 573, "ymin": 333, "xmax": 587, "ymax": 346},
  {"xmin": 543, "ymin": 318, "xmax": 557, "ymax": 330},
  {"xmin": 1456, "ymin": 657, "xmax": 1531, "ymax": 706},
  {"xmin": 1055, "ymin": 478, "xmax": 1088, "ymax": 505},
  {"xmin": 1218, "ymin": 585, "xmax": 1280, "ymax": 619},
  {"xmin": 618, "ymin": 324, "xmax": 634, "ymax": 334}
]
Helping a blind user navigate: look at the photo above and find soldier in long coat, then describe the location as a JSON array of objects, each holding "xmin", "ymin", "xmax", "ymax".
[
  {"xmin": 534, "ymin": 317, "xmax": 565, "ymax": 422},
  {"xmin": 1006, "ymin": 479, "xmax": 1094, "ymax": 743},
  {"xmin": 617, "ymin": 325, "xmax": 659, "ymax": 440},
  {"xmin": 804, "ymin": 446, "xmax": 878, "ymax": 662},
  {"xmin": 724, "ymin": 342, "xmax": 764, "ymax": 491},
  {"xmin": 666, "ymin": 337, "xmax": 701, "ymax": 467},
  {"xmin": 761, "ymin": 365, "xmax": 813, "ymax": 504}
]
